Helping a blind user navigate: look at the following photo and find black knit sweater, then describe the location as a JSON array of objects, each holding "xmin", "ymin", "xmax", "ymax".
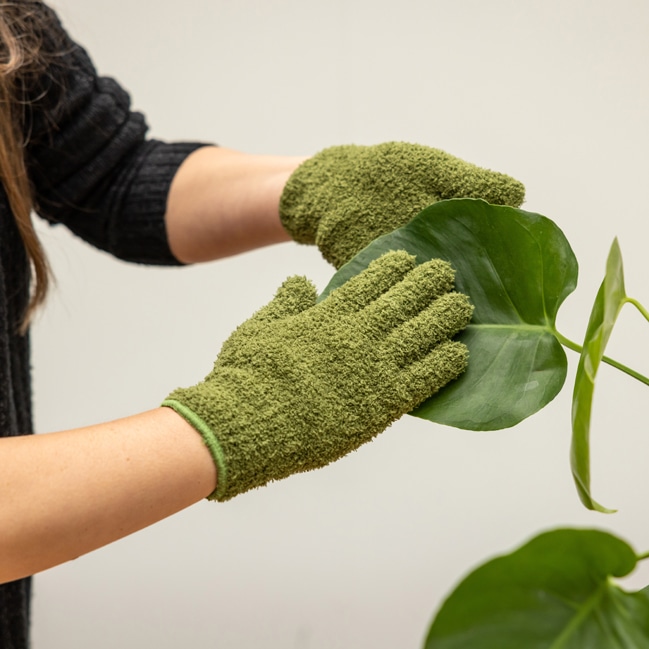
[{"xmin": 0, "ymin": 4, "xmax": 207, "ymax": 647}]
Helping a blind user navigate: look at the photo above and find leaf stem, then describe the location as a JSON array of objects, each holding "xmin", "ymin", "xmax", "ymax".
[
  {"xmin": 637, "ymin": 551, "xmax": 649, "ymax": 562},
  {"xmin": 625, "ymin": 297, "xmax": 649, "ymax": 324},
  {"xmin": 553, "ymin": 332, "xmax": 582, "ymax": 355},
  {"xmin": 598, "ymin": 356, "xmax": 649, "ymax": 387},
  {"xmin": 554, "ymin": 331, "xmax": 649, "ymax": 387}
]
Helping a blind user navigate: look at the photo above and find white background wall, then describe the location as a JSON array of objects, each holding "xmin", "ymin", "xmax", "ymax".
[{"xmin": 30, "ymin": 1, "xmax": 649, "ymax": 647}]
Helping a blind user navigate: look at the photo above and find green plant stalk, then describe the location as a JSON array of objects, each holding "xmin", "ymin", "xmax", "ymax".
[
  {"xmin": 555, "ymin": 295, "xmax": 649, "ymax": 386},
  {"xmin": 554, "ymin": 329, "xmax": 649, "ymax": 387},
  {"xmin": 626, "ymin": 297, "xmax": 649, "ymax": 324}
]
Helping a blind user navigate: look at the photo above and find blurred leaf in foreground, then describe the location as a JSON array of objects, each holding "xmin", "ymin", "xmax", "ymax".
[{"xmin": 424, "ymin": 528, "xmax": 649, "ymax": 649}]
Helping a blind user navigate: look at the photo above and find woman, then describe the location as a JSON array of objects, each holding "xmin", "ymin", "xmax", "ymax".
[{"xmin": 0, "ymin": 2, "xmax": 523, "ymax": 646}]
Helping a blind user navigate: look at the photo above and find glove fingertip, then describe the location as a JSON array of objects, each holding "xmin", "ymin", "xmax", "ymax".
[
  {"xmin": 274, "ymin": 275, "xmax": 318, "ymax": 311},
  {"xmin": 490, "ymin": 175, "xmax": 526, "ymax": 208},
  {"xmin": 366, "ymin": 249, "xmax": 417, "ymax": 274},
  {"xmin": 401, "ymin": 340, "xmax": 470, "ymax": 409},
  {"xmin": 326, "ymin": 250, "xmax": 417, "ymax": 312},
  {"xmin": 248, "ymin": 275, "xmax": 317, "ymax": 326}
]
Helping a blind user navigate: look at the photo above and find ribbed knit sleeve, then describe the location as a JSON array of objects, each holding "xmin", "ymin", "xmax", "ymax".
[{"xmin": 24, "ymin": 4, "xmax": 210, "ymax": 265}]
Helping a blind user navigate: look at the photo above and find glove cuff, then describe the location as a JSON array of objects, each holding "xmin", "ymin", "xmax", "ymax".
[
  {"xmin": 161, "ymin": 399, "xmax": 227, "ymax": 501},
  {"xmin": 279, "ymin": 145, "xmax": 358, "ymax": 245},
  {"xmin": 163, "ymin": 375, "xmax": 295, "ymax": 502},
  {"xmin": 278, "ymin": 156, "xmax": 321, "ymax": 245}
]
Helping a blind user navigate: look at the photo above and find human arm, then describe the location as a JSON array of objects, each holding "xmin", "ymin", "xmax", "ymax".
[
  {"xmin": 2, "ymin": 251, "xmax": 471, "ymax": 581},
  {"xmin": 27, "ymin": 53, "xmax": 305, "ymax": 265},
  {"xmin": 20, "ymin": 3, "xmax": 306, "ymax": 267},
  {"xmin": 0, "ymin": 407, "xmax": 215, "ymax": 584},
  {"xmin": 24, "ymin": 5, "xmax": 526, "ymax": 271},
  {"xmin": 163, "ymin": 140, "xmax": 527, "ymax": 266},
  {"xmin": 164, "ymin": 146, "xmax": 306, "ymax": 263}
]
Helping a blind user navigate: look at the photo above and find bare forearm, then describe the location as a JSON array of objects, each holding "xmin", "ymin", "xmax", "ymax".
[
  {"xmin": 0, "ymin": 407, "xmax": 216, "ymax": 583},
  {"xmin": 165, "ymin": 146, "xmax": 307, "ymax": 263}
]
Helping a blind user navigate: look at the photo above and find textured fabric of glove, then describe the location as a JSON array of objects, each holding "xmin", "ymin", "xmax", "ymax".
[
  {"xmin": 279, "ymin": 142, "xmax": 526, "ymax": 268},
  {"xmin": 162, "ymin": 251, "xmax": 473, "ymax": 501}
]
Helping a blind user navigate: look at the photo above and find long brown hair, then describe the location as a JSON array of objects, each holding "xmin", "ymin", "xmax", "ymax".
[{"xmin": 0, "ymin": 1, "xmax": 52, "ymax": 333}]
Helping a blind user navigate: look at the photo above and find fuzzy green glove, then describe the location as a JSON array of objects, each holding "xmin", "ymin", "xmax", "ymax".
[
  {"xmin": 162, "ymin": 251, "xmax": 473, "ymax": 501},
  {"xmin": 280, "ymin": 141, "xmax": 525, "ymax": 268}
]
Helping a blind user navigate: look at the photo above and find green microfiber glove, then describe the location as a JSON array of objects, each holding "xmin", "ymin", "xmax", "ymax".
[
  {"xmin": 280, "ymin": 141, "xmax": 525, "ymax": 268},
  {"xmin": 162, "ymin": 250, "xmax": 473, "ymax": 501}
]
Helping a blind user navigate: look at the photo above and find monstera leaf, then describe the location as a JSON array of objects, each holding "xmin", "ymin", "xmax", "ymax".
[
  {"xmin": 424, "ymin": 528, "xmax": 649, "ymax": 649},
  {"xmin": 321, "ymin": 199, "xmax": 578, "ymax": 430}
]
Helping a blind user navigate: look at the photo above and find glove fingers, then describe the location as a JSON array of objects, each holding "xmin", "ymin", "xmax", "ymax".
[
  {"xmin": 413, "ymin": 146, "xmax": 525, "ymax": 207},
  {"xmin": 325, "ymin": 250, "xmax": 416, "ymax": 314},
  {"xmin": 359, "ymin": 259, "xmax": 458, "ymax": 335},
  {"xmin": 396, "ymin": 340, "xmax": 469, "ymax": 409},
  {"xmin": 349, "ymin": 142, "xmax": 524, "ymax": 208},
  {"xmin": 383, "ymin": 292, "xmax": 473, "ymax": 366},
  {"xmin": 251, "ymin": 275, "xmax": 317, "ymax": 324}
]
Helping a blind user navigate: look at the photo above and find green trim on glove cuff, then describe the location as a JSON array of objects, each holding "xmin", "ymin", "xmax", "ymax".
[{"xmin": 161, "ymin": 399, "xmax": 227, "ymax": 501}]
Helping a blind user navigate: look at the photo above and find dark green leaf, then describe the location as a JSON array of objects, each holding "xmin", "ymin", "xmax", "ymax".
[
  {"xmin": 424, "ymin": 528, "xmax": 649, "ymax": 649},
  {"xmin": 571, "ymin": 239, "xmax": 627, "ymax": 513},
  {"xmin": 321, "ymin": 199, "xmax": 578, "ymax": 430}
]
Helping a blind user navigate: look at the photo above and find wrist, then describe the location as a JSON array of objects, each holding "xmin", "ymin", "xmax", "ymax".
[
  {"xmin": 161, "ymin": 400, "xmax": 225, "ymax": 500},
  {"xmin": 166, "ymin": 147, "xmax": 305, "ymax": 263}
]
